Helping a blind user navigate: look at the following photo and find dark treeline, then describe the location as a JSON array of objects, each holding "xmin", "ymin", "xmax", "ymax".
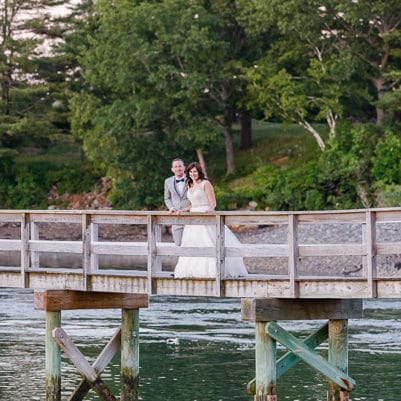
[{"xmin": 1, "ymin": 0, "xmax": 401, "ymax": 210}]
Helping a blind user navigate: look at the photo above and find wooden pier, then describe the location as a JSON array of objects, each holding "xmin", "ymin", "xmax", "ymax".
[
  {"xmin": 1, "ymin": 208, "xmax": 401, "ymax": 298},
  {"xmin": 1, "ymin": 208, "xmax": 401, "ymax": 400}
]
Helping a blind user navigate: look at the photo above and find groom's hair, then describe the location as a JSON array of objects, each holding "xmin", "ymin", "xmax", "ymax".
[{"xmin": 172, "ymin": 158, "xmax": 184, "ymax": 166}]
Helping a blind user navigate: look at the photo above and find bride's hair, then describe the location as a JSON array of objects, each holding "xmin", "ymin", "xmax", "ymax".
[{"xmin": 186, "ymin": 162, "xmax": 206, "ymax": 187}]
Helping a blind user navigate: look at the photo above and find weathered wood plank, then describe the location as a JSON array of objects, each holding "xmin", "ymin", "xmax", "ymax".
[
  {"xmin": 156, "ymin": 214, "xmax": 216, "ymax": 225},
  {"xmin": 34, "ymin": 290, "xmax": 148, "ymax": 311},
  {"xmin": 29, "ymin": 240, "xmax": 82, "ymax": 253},
  {"xmin": 156, "ymin": 245, "xmax": 215, "ymax": 257},
  {"xmin": 69, "ymin": 327, "xmax": 121, "ymax": 401},
  {"xmin": 288, "ymin": 214, "xmax": 299, "ymax": 298},
  {"xmin": 365, "ymin": 211, "xmax": 377, "ymax": 298},
  {"xmin": 82, "ymin": 214, "xmax": 91, "ymax": 291},
  {"xmin": 299, "ymin": 244, "xmax": 366, "ymax": 257},
  {"xmin": 147, "ymin": 215, "xmax": 159, "ymax": 294},
  {"xmin": 0, "ymin": 212, "xmax": 22, "ymax": 222},
  {"xmin": 376, "ymin": 242, "xmax": 401, "ymax": 254},
  {"xmin": 241, "ymin": 299, "xmax": 363, "ymax": 321},
  {"xmin": 266, "ymin": 322, "xmax": 355, "ymax": 391},
  {"xmin": 328, "ymin": 320, "xmax": 349, "ymax": 401},
  {"xmin": 225, "ymin": 214, "xmax": 288, "ymax": 226},
  {"xmin": 121, "ymin": 309, "xmax": 139, "ymax": 401},
  {"xmin": 90, "ymin": 223, "xmax": 99, "ymax": 273},
  {"xmin": 30, "ymin": 213, "xmax": 82, "ymax": 223},
  {"xmin": 46, "ymin": 311, "xmax": 61, "ymax": 401},
  {"xmin": 52, "ymin": 327, "xmax": 117, "ymax": 401},
  {"xmin": 247, "ymin": 323, "xmax": 329, "ymax": 395},
  {"xmin": 0, "ymin": 239, "xmax": 21, "ymax": 251},
  {"xmin": 215, "ymin": 215, "xmax": 224, "ymax": 296},
  {"xmin": 21, "ymin": 213, "xmax": 30, "ymax": 288},
  {"xmin": 375, "ymin": 210, "xmax": 401, "ymax": 222},
  {"xmin": 31, "ymin": 221, "xmax": 40, "ymax": 268},
  {"xmin": 92, "ymin": 242, "xmax": 148, "ymax": 256},
  {"xmin": 297, "ymin": 212, "xmax": 366, "ymax": 224},
  {"xmin": 225, "ymin": 244, "xmax": 288, "ymax": 257},
  {"xmin": 91, "ymin": 215, "xmax": 148, "ymax": 225},
  {"xmin": 255, "ymin": 321, "xmax": 276, "ymax": 400}
]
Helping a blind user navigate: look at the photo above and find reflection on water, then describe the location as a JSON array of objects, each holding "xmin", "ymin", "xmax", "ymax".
[{"xmin": 0, "ymin": 289, "xmax": 401, "ymax": 400}]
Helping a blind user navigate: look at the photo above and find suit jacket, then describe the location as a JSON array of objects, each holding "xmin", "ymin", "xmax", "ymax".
[{"xmin": 164, "ymin": 176, "xmax": 191, "ymax": 211}]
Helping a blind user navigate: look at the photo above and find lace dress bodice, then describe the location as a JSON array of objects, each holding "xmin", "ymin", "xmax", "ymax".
[{"xmin": 188, "ymin": 181, "xmax": 210, "ymax": 212}]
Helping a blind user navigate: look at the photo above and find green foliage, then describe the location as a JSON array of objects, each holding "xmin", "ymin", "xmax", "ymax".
[
  {"xmin": 0, "ymin": 146, "xmax": 99, "ymax": 209},
  {"xmin": 8, "ymin": 167, "xmax": 48, "ymax": 209},
  {"xmin": 245, "ymin": 124, "xmax": 386, "ymax": 211},
  {"xmin": 375, "ymin": 183, "xmax": 401, "ymax": 207},
  {"xmin": 371, "ymin": 131, "xmax": 401, "ymax": 184},
  {"xmin": 107, "ymin": 132, "xmax": 195, "ymax": 209},
  {"xmin": 214, "ymin": 186, "xmax": 259, "ymax": 211}
]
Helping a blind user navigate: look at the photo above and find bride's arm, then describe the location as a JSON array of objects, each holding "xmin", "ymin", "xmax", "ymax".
[{"xmin": 204, "ymin": 181, "xmax": 216, "ymax": 212}]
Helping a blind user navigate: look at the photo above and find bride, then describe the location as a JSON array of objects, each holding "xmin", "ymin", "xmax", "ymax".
[{"xmin": 174, "ymin": 162, "xmax": 247, "ymax": 279}]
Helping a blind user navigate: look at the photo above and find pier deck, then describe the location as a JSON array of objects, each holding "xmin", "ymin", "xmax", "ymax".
[{"xmin": 1, "ymin": 208, "xmax": 401, "ymax": 298}]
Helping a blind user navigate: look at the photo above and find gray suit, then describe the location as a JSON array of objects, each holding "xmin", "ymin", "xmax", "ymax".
[{"xmin": 164, "ymin": 176, "xmax": 191, "ymax": 245}]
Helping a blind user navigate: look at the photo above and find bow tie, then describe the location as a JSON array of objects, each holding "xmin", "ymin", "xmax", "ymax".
[{"xmin": 175, "ymin": 178, "xmax": 185, "ymax": 183}]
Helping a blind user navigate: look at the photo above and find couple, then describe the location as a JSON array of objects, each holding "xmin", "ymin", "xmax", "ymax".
[{"xmin": 164, "ymin": 158, "xmax": 247, "ymax": 279}]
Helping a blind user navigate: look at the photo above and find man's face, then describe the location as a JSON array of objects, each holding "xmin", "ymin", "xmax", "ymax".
[{"xmin": 171, "ymin": 160, "xmax": 185, "ymax": 178}]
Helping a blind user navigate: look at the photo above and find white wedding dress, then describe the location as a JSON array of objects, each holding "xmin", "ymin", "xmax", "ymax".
[{"xmin": 174, "ymin": 181, "xmax": 248, "ymax": 278}]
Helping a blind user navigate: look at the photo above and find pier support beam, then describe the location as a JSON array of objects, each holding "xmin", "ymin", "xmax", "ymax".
[
  {"xmin": 121, "ymin": 309, "xmax": 140, "ymax": 401},
  {"xmin": 35, "ymin": 290, "xmax": 148, "ymax": 401},
  {"xmin": 255, "ymin": 322, "xmax": 276, "ymax": 401},
  {"xmin": 327, "ymin": 320, "xmax": 349, "ymax": 401},
  {"xmin": 45, "ymin": 311, "xmax": 61, "ymax": 401},
  {"xmin": 242, "ymin": 299, "xmax": 363, "ymax": 401}
]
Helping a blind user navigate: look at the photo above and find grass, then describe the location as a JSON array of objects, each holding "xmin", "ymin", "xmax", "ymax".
[
  {"xmin": 16, "ymin": 141, "xmax": 83, "ymax": 165},
  {"xmin": 205, "ymin": 120, "xmax": 328, "ymax": 189}
]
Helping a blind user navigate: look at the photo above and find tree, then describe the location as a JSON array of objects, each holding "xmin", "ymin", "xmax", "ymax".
[
  {"xmin": 333, "ymin": 0, "xmax": 401, "ymax": 127},
  {"xmin": 70, "ymin": 0, "xmax": 275, "ymax": 207},
  {"xmin": 0, "ymin": 0, "xmax": 89, "ymax": 149},
  {"xmin": 240, "ymin": 0, "xmax": 365, "ymax": 151}
]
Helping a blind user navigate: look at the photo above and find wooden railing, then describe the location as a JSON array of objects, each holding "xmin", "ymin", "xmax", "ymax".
[{"xmin": 1, "ymin": 208, "xmax": 401, "ymax": 298}]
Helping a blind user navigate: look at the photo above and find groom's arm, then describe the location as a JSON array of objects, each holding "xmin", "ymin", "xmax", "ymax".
[{"xmin": 164, "ymin": 179, "xmax": 175, "ymax": 211}]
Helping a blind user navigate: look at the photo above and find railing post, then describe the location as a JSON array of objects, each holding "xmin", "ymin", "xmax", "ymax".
[
  {"xmin": 327, "ymin": 319, "xmax": 349, "ymax": 401},
  {"xmin": 20, "ymin": 212, "xmax": 30, "ymax": 287},
  {"xmin": 147, "ymin": 214, "xmax": 161, "ymax": 294},
  {"xmin": 365, "ymin": 211, "xmax": 377, "ymax": 298},
  {"xmin": 31, "ymin": 218, "xmax": 40, "ymax": 269},
  {"xmin": 215, "ymin": 214, "xmax": 225, "ymax": 297},
  {"xmin": 82, "ymin": 213, "xmax": 91, "ymax": 290},
  {"xmin": 288, "ymin": 214, "xmax": 299, "ymax": 298},
  {"xmin": 255, "ymin": 321, "xmax": 277, "ymax": 401},
  {"xmin": 90, "ymin": 222, "xmax": 99, "ymax": 273}
]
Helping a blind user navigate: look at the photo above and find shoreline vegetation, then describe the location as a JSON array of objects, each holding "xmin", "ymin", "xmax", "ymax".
[{"xmin": 9, "ymin": 121, "xmax": 324, "ymax": 211}]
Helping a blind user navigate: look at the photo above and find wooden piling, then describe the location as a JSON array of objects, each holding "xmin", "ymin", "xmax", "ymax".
[
  {"xmin": 255, "ymin": 322, "xmax": 277, "ymax": 401},
  {"xmin": 327, "ymin": 320, "xmax": 349, "ymax": 401},
  {"xmin": 46, "ymin": 311, "xmax": 61, "ymax": 401},
  {"xmin": 121, "ymin": 309, "xmax": 140, "ymax": 401}
]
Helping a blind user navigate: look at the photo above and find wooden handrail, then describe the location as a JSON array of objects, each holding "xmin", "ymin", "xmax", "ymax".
[{"xmin": 0, "ymin": 208, "xmax": 400, "ymax": 298}]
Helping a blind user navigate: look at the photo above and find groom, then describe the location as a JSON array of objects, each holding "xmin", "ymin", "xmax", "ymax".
[{"xmin": 164, "ymin": 158, "xmax": 191, "ymax": 245}]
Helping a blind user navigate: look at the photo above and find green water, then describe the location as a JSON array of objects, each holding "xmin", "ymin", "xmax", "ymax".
[{"xmin": 1, "ymin": 290, "xmax": 400, "ymax": 401}]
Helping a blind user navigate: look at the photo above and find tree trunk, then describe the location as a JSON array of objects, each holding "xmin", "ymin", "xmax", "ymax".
[
  {"xmin": 196, "ymin": 148, "xmax": 208, "ymax": 178},
  {"xmin": 224, "ymin": 125, "xmax": 235, "ymax": 175},
  {"xmin": 296, "ymin": 111, "xmax": 326, "ymax": 151},
  {"xmin": 376, "ymin": 106, "xmax": 384, "ymax": 128},
  {"xmin": 372, "ymin": 78, "xmax": 385, "ymax": 127},
  {"xmin": 239, "ymin": 109, "xmax": 252, "ymax": 149}
]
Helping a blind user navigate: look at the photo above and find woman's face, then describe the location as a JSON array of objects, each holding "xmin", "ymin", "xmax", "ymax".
[{"xmin": 189, "ymin": 167, "xmax": 200, "ymax": 181}]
